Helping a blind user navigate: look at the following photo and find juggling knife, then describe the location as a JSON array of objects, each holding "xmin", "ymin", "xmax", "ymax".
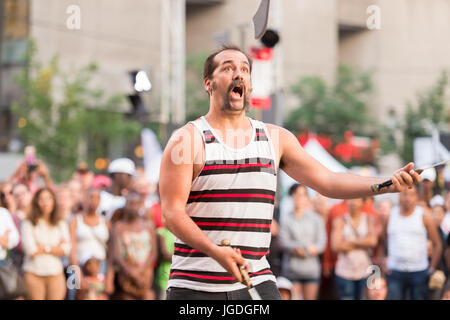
[{"xmin": 253, "ymin": 0, "xmax": 271, "ymax": 39}]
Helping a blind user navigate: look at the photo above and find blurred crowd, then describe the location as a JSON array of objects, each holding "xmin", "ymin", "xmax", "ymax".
[
  {"xmin": 0, "ymin": 155, "xmax": 172, "ymax": 300},
  {"xmin": 0, "ymin": 154, "xmax": 449, "ymax": 300},
  {"xmin": 271, "ymin": 170, "xmax": 450, "ymax": 300}
]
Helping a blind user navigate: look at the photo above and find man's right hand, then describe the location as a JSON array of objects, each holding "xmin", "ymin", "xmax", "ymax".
[{"xmin": 210, "ymin": 245, "xmax": 248, "ymax": 283}]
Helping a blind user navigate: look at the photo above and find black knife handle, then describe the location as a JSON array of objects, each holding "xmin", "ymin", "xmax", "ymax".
[
  {"xmin": 371, "ymin": 180, "xmax": 393, "ymax": 193},
  {"xmin": 371, "ymin": 168, "xmax": 423, "ymax": 193}
]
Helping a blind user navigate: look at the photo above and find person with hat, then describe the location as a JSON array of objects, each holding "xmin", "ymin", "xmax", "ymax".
[
  {"xmin": 418, "ymin": 168, "xmax": 437, "ymax": 208},
  {"xmin": 97, "ymin": 158, "xmax": 136, "ymax": 298},
  {"xmin": 91, "ymin": 175, "xmax": 112, "ymax": 190},
  {"xmin": 97, "ymin": 158, "xmax": 136, "ymax": 221}
]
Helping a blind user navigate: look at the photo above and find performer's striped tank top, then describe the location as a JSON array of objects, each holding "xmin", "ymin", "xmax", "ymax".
[{"xmin": 167, "ymin": 116, "xmax": 278, "ymax": 292}]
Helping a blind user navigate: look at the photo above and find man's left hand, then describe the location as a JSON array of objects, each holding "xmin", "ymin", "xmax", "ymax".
[{"xmin": 388, "ymin": 162, "xmax": 421, "ymax": 192}]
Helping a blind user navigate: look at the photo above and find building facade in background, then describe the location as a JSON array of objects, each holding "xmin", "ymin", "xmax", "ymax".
[
  {"xmin": 1, "ymin": 0, "xmax": 450, "ymax": 159},
  {"xmin": 0, "ymin": 0, "xmax": 29, "ymax": 152}
]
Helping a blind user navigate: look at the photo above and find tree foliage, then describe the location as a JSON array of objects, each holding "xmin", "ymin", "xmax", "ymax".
[
  {"xmin": 12, "ymin": 40, "xmax": 141, "ymax": 182},
  {"xmin": 401, "ymin": 71, "xmax": 449, "ymax": 163},
  {"xmin": 285, "ymin": 65, "xmax": 374, "ymax": 142},
  {"xmin": 185, "ymin": 52, "xmax": 210, "ymax": 122}
]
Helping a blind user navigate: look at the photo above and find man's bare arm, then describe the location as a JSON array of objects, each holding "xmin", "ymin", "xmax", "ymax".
[
  {"xmin": 159, "ymin": 124, "xmax": 246, "ymax": 282},
  {"xmin": 271, "ymin": 126, "xmax": 420, "ymax": 198}
]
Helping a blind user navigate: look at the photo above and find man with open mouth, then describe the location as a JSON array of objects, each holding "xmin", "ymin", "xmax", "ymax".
[{"xmin": 159, "ymin": 45, "xmax": 422, "ymax": 300}]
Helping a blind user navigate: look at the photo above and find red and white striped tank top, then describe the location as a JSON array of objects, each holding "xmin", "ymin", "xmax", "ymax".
[{"xmin": 168, "ymin": 116, "xmax": 278, "ymax": 292}]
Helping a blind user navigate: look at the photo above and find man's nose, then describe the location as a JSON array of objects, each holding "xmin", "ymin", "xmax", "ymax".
[{"xmin": 233, "ymin": 70, "xmax": 244, "ymax": 81}]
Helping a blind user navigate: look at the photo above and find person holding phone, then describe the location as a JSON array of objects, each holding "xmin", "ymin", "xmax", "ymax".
[{"xmin": 8, "ymin": 146, "xmax": 54, "ymax": 194}]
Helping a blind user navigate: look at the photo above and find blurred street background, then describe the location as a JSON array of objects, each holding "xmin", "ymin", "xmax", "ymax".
[
  {"xmin": 1, "ymin": 0, "xmax": 450, "ymax": 182},
  {"xmin": 0, "ymin": 0, "xmax": 450, "ymax": 301}
]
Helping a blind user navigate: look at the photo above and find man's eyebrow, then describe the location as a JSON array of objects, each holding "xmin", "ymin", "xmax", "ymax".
[{"xmin": 221, "ymin": 60, "xmax": 250, "ymax": 66}]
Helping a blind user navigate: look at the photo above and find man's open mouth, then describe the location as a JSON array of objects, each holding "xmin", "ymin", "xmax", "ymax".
[{"xmin": 230, "ymin": 84, "xmax": 244, "ymax": 99}]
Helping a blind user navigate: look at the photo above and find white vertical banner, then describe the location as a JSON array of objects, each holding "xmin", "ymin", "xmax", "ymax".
[
  {"xmin": 160, "ymin": 0, "xmax": 170, "ymax": 124},
  {"xmin": 172, "ymin": 0, "xmax": 186, "ymax": 125},
  {"xmin": 141, "ymin": 128, "xmax": 163, "ymax": 184},
  {"xmin": 250, "ymin": 46, "xmax": 274, "ymax": 110}
]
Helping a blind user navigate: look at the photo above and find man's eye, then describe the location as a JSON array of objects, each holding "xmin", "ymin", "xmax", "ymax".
[
  {"xmin": 242, "ymin": 67, "xmax": 249, "ymax": 73},
  {"xmin": 224, "ymin": 66, "xmax": 232, "ymax": 71}
]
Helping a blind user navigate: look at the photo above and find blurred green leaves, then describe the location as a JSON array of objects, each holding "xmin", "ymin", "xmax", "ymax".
[
  {"xmin": 185, "ymin": 52, "xmax": 210, "ymax": 121},
  {"xmin": 401, "ymin": 71, "xmax": 449, "ymax": 163},
  {"xmin": 286, "ymin": 65, "xmax": 374, "ymax": 142},
  {"xmin": 11, "ymin": 39, "xmax": 141, "ymax": 182},
  {"xmin": 286, "ymin": 65, "xmax": 450, "ymax": 166}
]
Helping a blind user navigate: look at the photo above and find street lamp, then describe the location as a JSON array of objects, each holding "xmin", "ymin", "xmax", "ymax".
[
  {"xmin": 133, "ymin": 70, "xmax": 152, "ymax": 92},
  {"xmin": 260, "ymin": 29, "xmax": 280, "ymax": 48},
  {"xmin": 128, "ymin": 70, "xmax": 151, "ymax": 118}
]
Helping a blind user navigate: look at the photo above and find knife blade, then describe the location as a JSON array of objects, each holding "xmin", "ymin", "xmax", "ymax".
[
  {"xmin": 414, "ymin": 159, "xmax": 449, "ymax": 174},
  {"xmin": 371, "ymin": 159, "xmax": 450, "ymax": 192},
  {"xmin": 253, "ymin": 0, "xmax": 271, "ymax": 39}
]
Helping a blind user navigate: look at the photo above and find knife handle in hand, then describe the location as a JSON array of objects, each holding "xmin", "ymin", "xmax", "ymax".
[
  {"xmin": 370, "ymin": 169, "xmax": 423, "ymax": 193},
  {"xmin": 220, "ymin": 239, "xmax": 252, "ymax": 289}
]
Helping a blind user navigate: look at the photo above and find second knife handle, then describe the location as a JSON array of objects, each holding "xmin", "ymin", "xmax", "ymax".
[
  {"xmin": 239, "ymin": 265, "xmax": 252, "ymax": 290},
  {"xmin": 221, "ymin": 239, "xmax": 252, "ymax": 289}
]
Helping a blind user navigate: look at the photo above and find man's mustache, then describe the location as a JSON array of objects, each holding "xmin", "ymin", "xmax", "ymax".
[{"xmin": 228, "ymin": 80, "xmax": 246, "ymax": 93}]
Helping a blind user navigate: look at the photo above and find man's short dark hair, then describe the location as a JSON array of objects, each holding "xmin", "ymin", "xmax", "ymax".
[{"xmin": 203, "ymin": 45, "xmax": 253, "ymax": 80}]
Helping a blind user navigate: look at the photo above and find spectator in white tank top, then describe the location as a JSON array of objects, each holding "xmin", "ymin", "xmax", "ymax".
[
  {"xmin": 378, "ymin": 184, "xmax": 442, "ymax": 300},
  {"xmin": 69, "ymin": 188, "xmax": 110, "ymax": 270}
]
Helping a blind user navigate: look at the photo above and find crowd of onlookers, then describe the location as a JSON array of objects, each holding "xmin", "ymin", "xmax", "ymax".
[
  {"xmin": 1, "ymin": 154, "xmax": 450, "ymax": 300},
  {"xmin": 270, "ymin": 167, "xmax": 450, "ymax": 300},
  {"xmin": 0, "ymin": 156, "xmax": 172, "ymax": 300}
]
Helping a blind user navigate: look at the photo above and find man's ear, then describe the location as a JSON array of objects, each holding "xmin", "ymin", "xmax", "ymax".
[{"xmin": 204, "ymin": 78, "xmax": 211, "ymax": 94}]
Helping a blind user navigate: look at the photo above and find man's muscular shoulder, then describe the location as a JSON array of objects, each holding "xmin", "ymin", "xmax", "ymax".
[
  {"xmin": 162, "ymin": 122, "xmax": 205, "ymax": 181},
  {"xmin": 164, "ymin": 123, "xmax": 204, "ymax": 163},
  {"xmin": 262, "ymin": 123, "xmax": 297, "ymax": 169}
]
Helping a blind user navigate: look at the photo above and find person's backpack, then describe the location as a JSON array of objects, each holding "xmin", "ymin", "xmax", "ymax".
[{"xmin": 0, "ymin": 259, "xmax": 27, "ymax": 300}]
